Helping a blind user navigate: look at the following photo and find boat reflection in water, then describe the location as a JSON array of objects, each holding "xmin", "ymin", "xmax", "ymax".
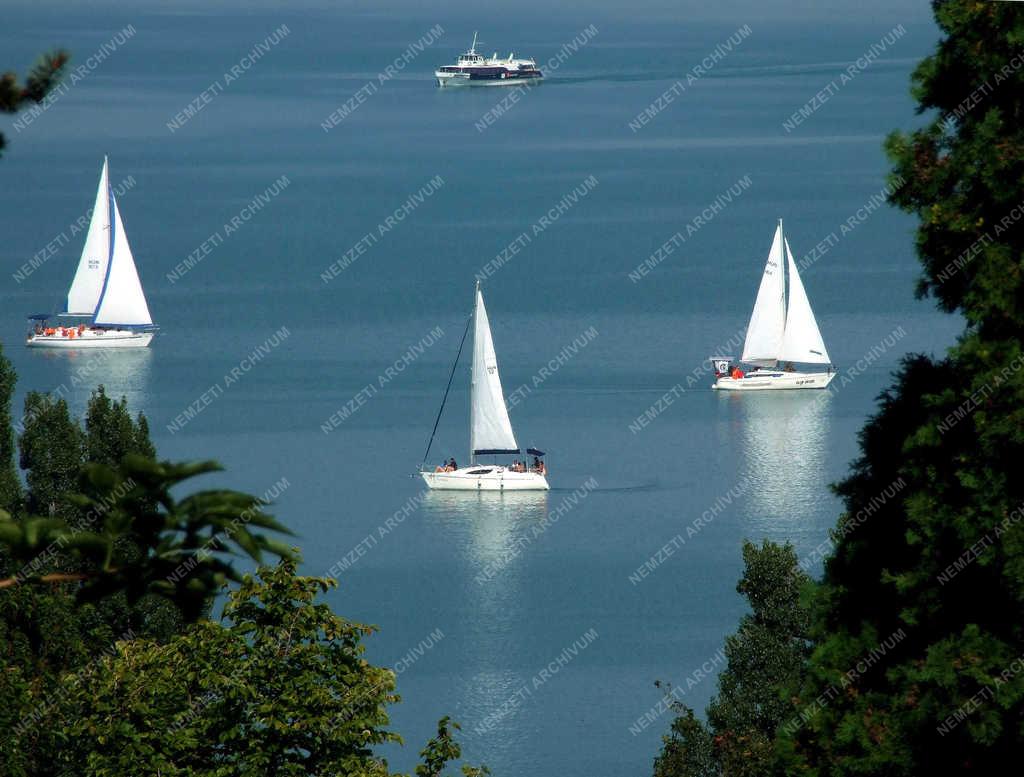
[
  {"xmin": 419, "ymin": 489, "xmax": 550, "ymax": 740},
  {"xmin": 420, "ymin": 489, "xmax": 550, "ymax": 580},
  {"xmin": 726, "ymin": 389, "xmax": 833, "ymax": 539},
  {"xmin": 32, "ymin": 346, "xmax": 153, "ymax": 418}
]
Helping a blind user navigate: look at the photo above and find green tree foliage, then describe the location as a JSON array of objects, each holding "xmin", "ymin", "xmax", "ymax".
[
  {"xmin": 774, "ymin": 2, "xmax": 1024, "ymax": 773},
  {"xmin": 0, "ymin": 359, "xmax": 106, "ymax": 776},
  {"xmin": 54, "ymin": 560, "xmax": 396, "ymax": 775},
  {"xmin": 886, "ymin": 1, "xmax": 1024, "ymax": 329},
  {"xmin": 0, "ymin": 374, "xmax": 292, "ymax": 774},
  {"xmin": 17, "ymin": 385, "xmax": 155, "ymax": 519},
  {"xmin": 0, "ymin": 50, "xmax": 68, "ymax": 158},
  {"xmin": 51, "ymin": 559, "xmax": 480, "ymax": 777},
  {"xmin": 1, "ymin": 456, "xmax": 295, "ymax": 621},
  {"xmin": 82, "ymin": 386, "xmax": 182, "ymax": 637},
  {"xmin": 417, "ymin": 717, "xmax": 490, "ymax": 777},
  {"xmin": 3, "ymin": 381, "xmax": 292, "ymax": 621},
  {"xmin": 85, "ymin": 385, "xmax": 156, "ymax": 465},
  {"xmin": 0, "ymin": 578, "xmax": 120, "ymax": 777},
  {"xmin": 653, "ymin": 707, "xmax": 717, "ymax": 777},
  {"xmin": 706, "ymin": 542, "xmax": 812, "ymax": 776},
  {"xmin": 0, "ymin": 344, "xmax": 21, "ymax": 513},
  {"xmin": 653, "ymin": 541, "xmax": 812, "ymax": 777},
  {"xmin": 18, "ymin": 392, "xmax": 84, "ymax": 518},
  {"xmin": 13, "ymin": 386, "xmax": 191, "ymax": 642}
]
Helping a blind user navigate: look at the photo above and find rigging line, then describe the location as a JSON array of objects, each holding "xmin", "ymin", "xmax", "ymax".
[{"xmin": 420, "ymin": 310, "xmax": 473, "ymax": 470}]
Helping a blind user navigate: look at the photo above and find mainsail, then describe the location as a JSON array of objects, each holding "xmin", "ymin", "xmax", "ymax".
[
  {"xmin": 470, "ymin": 285, "xmax": 518, "ymax": 460},
  {"xmin": 740, "ymin": 222, "xmax": 786, "ymax": 366},
  {"xmin": 778, "ymin": 237, "xmax": 830, "ymax": 364},
  {"xmin": 66, "ymin": 158, "xmax": 112, "ymax": 315}
]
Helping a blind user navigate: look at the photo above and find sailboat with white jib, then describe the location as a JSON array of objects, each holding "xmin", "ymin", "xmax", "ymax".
[
  {"xmin": 710, "ymin": 219, "xmax": 834, "ymax": 390},
  {"xmin": 420, "ymin": 282, "xmax": 549, "ymax": 491},
  {"xmin": 26, "ymin": 156, "xmax": 156, "ymax": 349}
]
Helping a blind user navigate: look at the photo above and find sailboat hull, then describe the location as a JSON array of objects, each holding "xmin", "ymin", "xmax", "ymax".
[
  {"xmin": 421, "ymin": 467, "xmax": 549, "ymax": 491},
  {"xmin": 713, "ymin": 370, "xmax": 835, "ymax": 391},
  {"xmin": 26, "ymin": 330, "xmax": 153, "ymax": 349}
]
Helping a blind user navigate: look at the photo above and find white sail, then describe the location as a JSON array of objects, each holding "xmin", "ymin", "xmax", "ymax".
[
  {"xmin": 779, "ymin": 238, "xmax": 830, "ymax": 364},
  {"xmin": 741, "ymin": 223, "xmax": 786, "ymax": 366},
  {"xmin": 66, "ymin": 158, "xmax": 111, "ymax": 315},
  {"xmin": 91, "ymin": 195, "xmax": 153, "ymax": 327},
  {"xmin": 470, "ymin": 286, "xmax": 518, "ymax": 459}
]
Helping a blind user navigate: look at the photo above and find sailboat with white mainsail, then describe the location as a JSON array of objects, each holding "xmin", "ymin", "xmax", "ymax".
[
  {"xmin": 26, "ymin": 157, "xmax": 156, "ymax": 348},
  {"xmin": 710, "ymin": 220, "xmax": 834, "ymax": 391},
  {"xmin": 420, "ymin": 282, "xmax": 549, "ymax": 491}
]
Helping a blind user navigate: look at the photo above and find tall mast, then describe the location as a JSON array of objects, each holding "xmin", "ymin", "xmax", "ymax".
[
  {"xmin": 780, "ymin": 217, "xmax": 786, "ymax": 367},
  {"xmin": 470, "ymin": 31, "xmax": 478, "ymax": 55},
  {"xmin": 779, "ymin": 217, "xmax": 786, "ymax": 313},
  {"xmin": 469, "ymin": 280, "xmax": 480, "ymax": 465}
]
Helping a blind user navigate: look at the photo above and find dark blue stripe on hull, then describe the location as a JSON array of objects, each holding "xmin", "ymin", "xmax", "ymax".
[
  {"xmin": 438, "ymin": 65, "xmax": 542, "ymax": 81},
  {"xmin": 468, "ymin": 71, "xmax": 542, "ymax": 81}
]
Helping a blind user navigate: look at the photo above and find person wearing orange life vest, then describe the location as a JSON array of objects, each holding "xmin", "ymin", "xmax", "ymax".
[{"xmin": 731, "ymin": 366, "xmax": 745, "ymax": 379}]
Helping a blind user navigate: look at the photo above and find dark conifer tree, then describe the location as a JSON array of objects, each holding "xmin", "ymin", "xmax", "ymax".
[{"xmin": 779, "ymin": 2, "xmax": 1024, "ymax": 772}]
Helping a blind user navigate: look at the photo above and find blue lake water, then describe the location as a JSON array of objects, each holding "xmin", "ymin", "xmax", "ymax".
[{"xmin": 1, "ymin": 2, "xmax": 958, "ymax": 775}]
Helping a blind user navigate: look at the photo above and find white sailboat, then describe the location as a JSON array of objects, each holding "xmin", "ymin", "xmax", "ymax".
[
  {"xmin": 420, "ymin": 282, "xmax": 549, "ymax": 491},
  {"xmin": 710, "ymin": 220, "xmax": 834, "ymax": 390},
  {"xmin": 26, "ymin": 157, "xmax": 156, "ymax": 349}
]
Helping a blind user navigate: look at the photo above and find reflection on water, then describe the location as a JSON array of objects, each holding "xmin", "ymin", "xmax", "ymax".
[
  {"xmin": 420, "ymin": 490, "xmax": 550, "ymax": 575},
  {"xmin": 29, "ymin": 347, "xmax": 153, "ymax": 417},
  {"xmin": 726, "ymin": 391, "xmax": 832, "ymax": 533},
  {"xmin": 419, "ymin": 490, "xmax": 550, "ymax": 737}
]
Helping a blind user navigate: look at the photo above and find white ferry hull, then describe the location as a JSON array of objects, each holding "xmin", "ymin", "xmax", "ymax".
[
  {"xmin": 713, "ymin": 370, "xmax": 835, "ymax": 391},
  {"xmin": 421, "ymin": 467, "xmax": 549, "ymax": 491},
  {"xmin": 26, "ymin": 330, "xmax": 153, "ymax": 349},
  {"xmin": 436, "ymin": 71, "xmax": 471, "ymax": 87},
  {"xmin": 435, "ymin": 71, "xmax": 543, "ymax": 87}
]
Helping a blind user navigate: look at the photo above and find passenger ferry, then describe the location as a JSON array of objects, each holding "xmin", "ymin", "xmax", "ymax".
[{"xmin": 435, "ymin": 32, "xmax": 543, "ymax": 87}]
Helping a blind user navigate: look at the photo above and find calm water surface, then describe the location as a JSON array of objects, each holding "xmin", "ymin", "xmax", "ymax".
[{"xmin": 1, "ymin": 3, "xmax": 956, "ymax": 774}]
